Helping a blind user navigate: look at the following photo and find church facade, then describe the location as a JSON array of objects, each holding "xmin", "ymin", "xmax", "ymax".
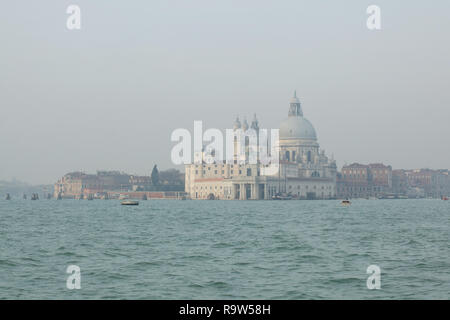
[{"xmin": 184, "ymin": 93, "xmax": 337, "ymax": 200}]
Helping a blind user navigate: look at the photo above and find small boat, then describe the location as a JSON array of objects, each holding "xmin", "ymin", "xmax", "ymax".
[
  {"xmin": 442, "ymin": 196, "xmax": 449, "ymax": 201},
  {"xmin": 341, "ymin": 199, "xmax": 351, "ymax": 205},
  {"xmin": 272, "ymin": 193, "xmax": 292, "ymax": 200},
  {"xmin": 5, "ymin": 193, "xmax": 11, "ymax": 200},
  {"xmin": 31, "ymin": 193, "xmax": 39, "ymax": 200},
  {"xmin": 121, "ymin": 200, "xmax": 139, "ymax": 206}
]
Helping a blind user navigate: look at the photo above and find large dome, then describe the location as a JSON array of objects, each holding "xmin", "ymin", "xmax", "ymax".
[
  {"xmin": 279, "ymin": 91, "xmax": 317, "ymax": 140},
  {"xmin": 280, "ymin": 116, "xmax": 317, "ymax": 140}
]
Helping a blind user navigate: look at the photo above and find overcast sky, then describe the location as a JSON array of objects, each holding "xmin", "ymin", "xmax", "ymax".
[{"xmin": 0, "ymin": 0, "xmax": 449, "ymax": 184}]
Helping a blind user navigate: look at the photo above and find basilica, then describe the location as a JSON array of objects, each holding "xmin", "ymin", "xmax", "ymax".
[{"xmin": 184, "ymin": 92, "xmax": 337, "ymax": 200}]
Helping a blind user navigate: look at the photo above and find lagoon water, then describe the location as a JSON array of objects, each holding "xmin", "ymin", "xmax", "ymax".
[{"xmin": 0, "ymin": 199, "xmax": 449, "ymax": 299}]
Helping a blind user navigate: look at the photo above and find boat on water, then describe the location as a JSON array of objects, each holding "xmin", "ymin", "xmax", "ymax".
[
  {"xmin": 31, "ymin": 193, "xmax": 39, "ymax": 200},
  {"xmin": 272, "ymin": 193, "xmax": 292, "ymax": 200},
  {"xmin": 5, "ymin": 193, "xmax": 11, "ymax": 200},
  {"xmin": 121, "ymin": 200, "xmax": 139, "ymax": 206},
  {"xmin": 341, "ymin": 199, "xmax": 351, "ymax": 206},
  {"xmin": 442, "ymin": 196, "xmax": 449, "ymax": 201}
]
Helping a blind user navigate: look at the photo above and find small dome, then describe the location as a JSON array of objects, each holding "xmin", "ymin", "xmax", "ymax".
[{"xmin": 280, "ymin": 116, "xmax": 317, "ymax": 140}]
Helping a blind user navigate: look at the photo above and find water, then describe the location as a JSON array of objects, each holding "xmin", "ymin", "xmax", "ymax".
[{"xmin": 0, "ymin": 199, "xmax": 449, "ymax": 299}]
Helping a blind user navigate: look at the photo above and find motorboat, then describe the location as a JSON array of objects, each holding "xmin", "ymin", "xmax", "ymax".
[
  {"xmin": 272, "ymin": 193, "xmax": 292, "ymax": 200},
  {"xmin": 121, "ymin": 200, "xmax": 139, "ymax": 206}
]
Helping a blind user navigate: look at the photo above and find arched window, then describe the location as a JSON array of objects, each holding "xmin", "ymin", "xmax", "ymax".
[
  {"xmin": 307, "ymin": 151, "xmax": 312, "ymax": 162},
  {"xmin": 285, "ymin": 151, "xmax": 290, "ymax": 161},
  {"xmin": 292, "ymin": 151, "xmax": 296, "ymax": 162}
]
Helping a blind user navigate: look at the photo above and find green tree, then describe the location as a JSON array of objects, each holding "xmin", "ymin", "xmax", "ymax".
[
  {"xmin": 151, "ymin": 165, "xmax": 160, "ymax": 185},
  {"xmin": 159, "ymin": 169, "xmax": 184, "ymax": 185}
]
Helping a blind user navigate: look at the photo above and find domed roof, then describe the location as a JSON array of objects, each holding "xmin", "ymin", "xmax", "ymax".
[
  {"xmin": 279, "ymin": 92, "xmax": 317, "ymax": 140},
  {"xmin": 280, "ymin": 116, "xmax": 317, "ymax": 140}
]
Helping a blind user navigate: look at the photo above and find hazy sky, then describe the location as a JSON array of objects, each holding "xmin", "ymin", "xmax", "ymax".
[{"xmin": 1, "ymin": 0, "xmax": 449, "ymax": 184}]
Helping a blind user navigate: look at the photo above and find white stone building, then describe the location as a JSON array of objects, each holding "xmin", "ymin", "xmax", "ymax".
[{"xmin": 185, "ymin": 92, "xmax": 337, "ymax": 200}]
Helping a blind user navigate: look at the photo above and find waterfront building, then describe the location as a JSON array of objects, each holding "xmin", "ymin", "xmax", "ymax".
[
  {"xmin": 337, "ymin": 163, "xmax": 392, "ymax": 198},
  {"xmin": 54, "ymin": 170, "xmax": 185, "ymax": 199},
  {"xmin": 337, "ymin": 163, "xmax": 371, "ymax": 198},
  {"xmin": 404, "ymin": 169, "xmax": 450, "ymax": 198},
  {"xmin": 392, "ymin": 169, "xmax": 409, "ymax": 195},
  {"xmin": 184, "ymin": 93, "xmax": 337, "ymax": 200}
]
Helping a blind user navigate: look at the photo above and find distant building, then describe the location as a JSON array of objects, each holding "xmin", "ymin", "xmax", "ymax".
[
  {"xmin": 368, "ymin": 163, "xmax": 392, "ymax": 196},
  {"xmin": 54, "ymin": 169, "xmax": 184, "ymax": 199},
  {"xmin": 337, "ymin": 163, "xmax": 371, "ymax": 198},
  {"xmin": 129, "ymin": 175, "xmax": 151, "ymax": 191},
  {"xmin": 404, "ymin": 169, "xmax": 450, "ymax": 198},
  {"xmin": 338, "ymin": 165, "xmax": 450, "ymax": 199},
  {"xmin": 392, "ymin": 169, "xmax": 408, "ymax": 195},
  {"xmin": 337, "ymin": 163, "xmax": 392, "ymax": 198},
  {"xmin": 185, "ymin": 92, "xmax": 337, "ymax": 200}
]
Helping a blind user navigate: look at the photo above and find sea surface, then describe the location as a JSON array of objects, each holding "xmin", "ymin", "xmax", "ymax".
[{"xmin": 0, "ymin": 199, "xmax": 449, "ymax": 299}]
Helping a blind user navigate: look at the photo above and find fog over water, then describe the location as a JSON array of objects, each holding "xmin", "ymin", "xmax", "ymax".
[{"xmin": 0, "ymin": 1, "xmax": 449, "ymax": 184}]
